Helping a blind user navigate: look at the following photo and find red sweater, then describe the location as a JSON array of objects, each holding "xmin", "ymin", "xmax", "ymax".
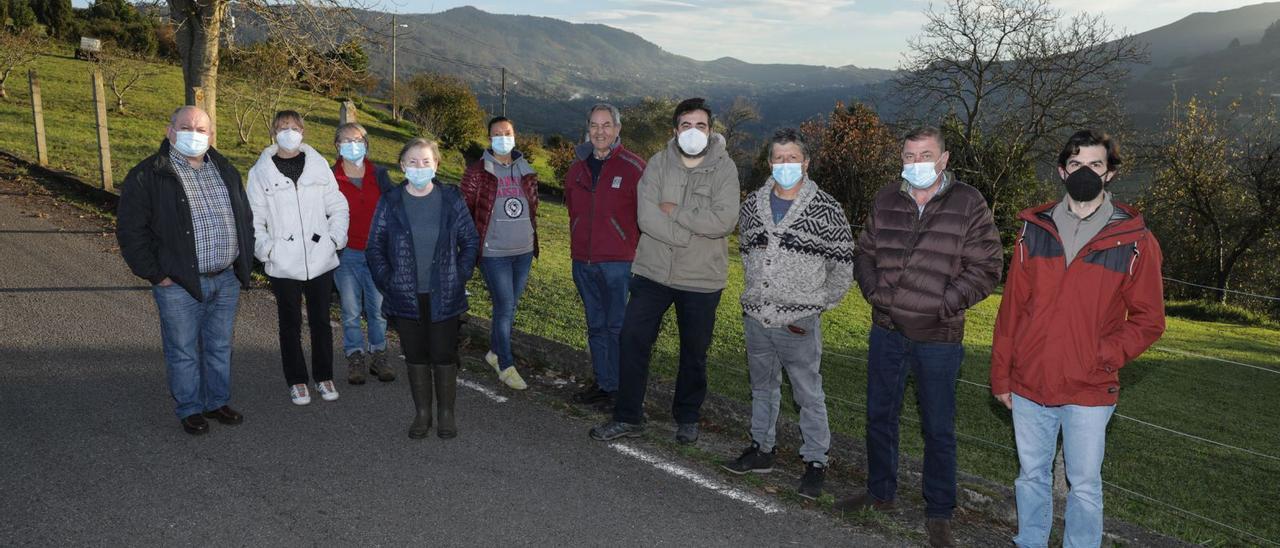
[
  {"xmin": 332, "ymin": 159, "xmax": 392, "ymax": 251},
  {"xmin": 990, "ymin": 200, "xmax": 1166, "ymax": 406},
  {"xmin": 563, "ymin": 143, "xmax": 645, "ymax": 263}
]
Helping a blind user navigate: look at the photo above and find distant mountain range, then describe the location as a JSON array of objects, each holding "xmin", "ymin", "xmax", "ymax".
[{"xmin": 235, "ymin": 3, "xmax": 1280, "ymax": 137}]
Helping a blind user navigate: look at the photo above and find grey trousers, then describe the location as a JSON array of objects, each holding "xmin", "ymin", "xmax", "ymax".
[{"xmin": 743, "ymin": 314, "xmax": 831, "ymax": 464}]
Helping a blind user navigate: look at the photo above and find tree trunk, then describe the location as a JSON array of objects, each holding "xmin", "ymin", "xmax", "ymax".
[{"xmin": 169, "ymin": 0, "xmax": 227, "ymax": 147}]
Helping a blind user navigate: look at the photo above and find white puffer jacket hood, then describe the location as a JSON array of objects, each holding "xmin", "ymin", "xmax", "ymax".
[{"xmin": 247, "ymin": 143, "xmax": 350, "ymax": 281}]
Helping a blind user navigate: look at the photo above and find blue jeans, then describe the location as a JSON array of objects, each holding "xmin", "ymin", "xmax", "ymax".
[
  {"xmin": 334, "ymin": 248, "xmax": 387, "ymax": 357},
  {"xmin": 571, "ymin": 261, "xmax": 631, "ymax": 392},
  {"xmin": 865, "ymin": 324, "xmax": 963, "ymax": 519},
  {"xmin": 1012, "ymin": 393, "xmax": 1115, "ymax": 548},
  {"xmin": 479, "ymin": 251, "xmax": 534, "ymax": 370},
  {"xmin": 151, "ymin": 269, "xmax": 241, "ymax": 419},
  {"xmin": 613, "ymin": 275, "xmax": 722, "ymax": 425}
]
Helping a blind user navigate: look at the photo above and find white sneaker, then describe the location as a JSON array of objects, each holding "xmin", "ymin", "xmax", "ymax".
[
  {"xmin": 498, "ymin": 366, "xmax": 528, "ymax": 390},
  {"xmin": 485, "ymin": 351, "xmax": 500, "ymax": 373},
  {"xmin": 290, "ymin": 384, "xmax": 311, "ymax": 405},
  {"xmin": 316, "ymin": 380, "xmax": 340, "ymax": 402}
]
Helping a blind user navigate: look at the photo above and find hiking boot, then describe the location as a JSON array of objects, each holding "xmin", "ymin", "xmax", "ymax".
[
  {"xmin": 589, "ymin": 420, "xmax": 644, "ymax": 441},
  {"xmin": 346, "ymin": 351, "xmax": 367, "ymax": 385},
  {"xmin": 368, "ymin": 350, "xmax": 395, "ymax": 382},
  {"xmin": 833, "ymin": 490, "xmax": 895, "ymax": 512},
  {"xmin": 572, "ymin": 382, "xmax": 612, "ymax": 405},
  {"xmin": 675, "ymin": 422, "xmax": 699, "ymax": 444},
  {"xmin": 798, "ymin": 461, "xmax": 826, "ymax": 500},
  {"xmin": 926, "ymin": 518, "xmax": 956, "ymax": 548},
  {"xmin": 721, "ymin": 441, "xmax": 776, "ymax": 475}
]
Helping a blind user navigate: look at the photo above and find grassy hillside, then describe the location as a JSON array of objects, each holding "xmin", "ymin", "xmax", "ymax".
[{"xmin": 3, "ymin": 48, "xmax": 1278, "ymax": 546}]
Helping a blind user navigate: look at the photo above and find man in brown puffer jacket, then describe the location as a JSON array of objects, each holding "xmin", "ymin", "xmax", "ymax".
[{"xmin": 835, "ymin": 126, "xmax": 1002, "ymax": 548}]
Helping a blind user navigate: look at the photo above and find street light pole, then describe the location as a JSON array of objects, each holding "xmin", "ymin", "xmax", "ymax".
[{"xmin": 392, "ymin": 13, "xmax": 399, "ymax": 120}]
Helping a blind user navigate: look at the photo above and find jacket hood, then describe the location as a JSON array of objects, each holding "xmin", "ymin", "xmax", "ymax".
[
  {"xmin": 1020, "ymin": 197, "xmax": 1149, "ymax": 245},
  {"xmin": 253, "ymin": 143, "xmax": 331, "ymax": 185},
  {"xmin": 482, "ymin": 149, "xmax": 536, "ymax": 178},
  {"xmin": 663, "ymin": 132, "xmax": 729, "ymax": 173}
]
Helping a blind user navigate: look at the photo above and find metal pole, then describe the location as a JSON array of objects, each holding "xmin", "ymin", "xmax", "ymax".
[
  {"xmin": 391, "ymin": 13, "xmax": 399, "ymax": 121},
  {"xmin": 501, "ymin": 67, "xmax": 506, "ymax": 117}
]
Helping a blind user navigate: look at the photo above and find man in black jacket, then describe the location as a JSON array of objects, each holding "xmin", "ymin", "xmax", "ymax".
[{"xmin": 117, "ymin": 106, "xmax": 255, "ymax": 435}]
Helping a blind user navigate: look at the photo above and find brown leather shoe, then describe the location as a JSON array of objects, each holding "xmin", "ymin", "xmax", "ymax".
[
  {"xmin": 833, "ymin": 490, "xmax": 896, "ymax": 512},
  {"xmin": 181, "ymin": 413, "xmax": 209, "ymax": 435},
  {"xmin": 202, "ymin": 405, "xmax": 243, "ymax": 425},
  {"xmin": 926, "ymin": 518, "xmax": 956, "ymax": 548}
]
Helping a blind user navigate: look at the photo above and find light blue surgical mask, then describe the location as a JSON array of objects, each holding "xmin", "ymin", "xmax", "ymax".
[
  {"xmin": 901, "ymin": 162, "xmax": 938, "ymax": 189},
  {"xmin": 772, "ymin": 163, "xmax": 803, "ymax": 190},
  {"xmin": 339, "ymin": 142, "xmax": 366, "ymax": 164},
  {"xmin": 491, "ymin": 135, "xmax": 515, "ymax": 156},
  {"xmin": 404, "ymin": 167, "xmax": 435, "ymax": 189},
  {"xmin": 172, "ymin": 131, "xmax": 209, "ymax": 158}
]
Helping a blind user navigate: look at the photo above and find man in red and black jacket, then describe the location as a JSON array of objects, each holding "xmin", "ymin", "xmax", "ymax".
[
  {"xmin": 563, "ymin": 103, "xmax": 646, "ymax": 408},
  {"xmin": 991, "ymin": 130, "xmax": 1165, "ymax": 548}
]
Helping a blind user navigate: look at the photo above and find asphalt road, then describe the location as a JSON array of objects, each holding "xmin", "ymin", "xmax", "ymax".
[{"xmin": 0, "ymin": 186, "xmax": 899, "ymax": 546}]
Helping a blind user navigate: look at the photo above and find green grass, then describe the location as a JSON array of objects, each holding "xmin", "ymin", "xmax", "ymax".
[{"xmin": 4, "ymin": 48, "xmax": 1279, "ymax": 547}]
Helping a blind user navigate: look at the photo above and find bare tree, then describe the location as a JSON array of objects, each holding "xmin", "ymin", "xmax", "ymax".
[
  {"xmin": 720, "ymin": 96, "xmax": 762, "ymax": 186},
  {"xmin": 96, "ymin": 46, "xmax": 164, "ymax": 113},
  {"xmin": 897, "ymin": 0, "xmax": 1148, "ymax": 220},
  {"xmin": 0, "ymin": 31, "xmax": 45, "ymax": 100}
]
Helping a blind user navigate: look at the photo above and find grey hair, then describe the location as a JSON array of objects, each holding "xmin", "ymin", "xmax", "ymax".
[
  {"xmin": 169, "ymin": 105, "xmax": 208, "ymax": 126},
  {"xmin": 334, "ymin": 122, "xmax": 368, "ymax": 144},
  {"xmin": 398, "ymin": 137, "xmax": 441, "ymax": 165},
  {"xmin": 587, "ymin": 103, "xmax": 621, "ymax": 127},
  {"xmin": 768, "ymin": 128, "xmax": 809, "ymax": 160}
]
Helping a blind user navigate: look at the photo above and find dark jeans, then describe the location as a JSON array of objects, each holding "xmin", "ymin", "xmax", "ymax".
[
  {"xmin": 865, "ymin": 324, "xmax": 963, "ymax": 519},
  {"xmin": 613, "ymin": 275, "xmax": 722, "ymax": 425},
  {"xmin": 269, "ymin": 270, "xmax": 335, "ymax": 386},
  {"xmin": 392, "ymin": 293, "xmax": 461, "ymax": 365},
  {"xmin": 571, "ymin": 260, "xmax": 631, "ymax": 392}
]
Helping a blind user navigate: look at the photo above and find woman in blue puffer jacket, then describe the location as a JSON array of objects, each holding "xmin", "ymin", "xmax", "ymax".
[{"xmin": 366, "ymin": 138, "xmax": 480, "ymax": 440}]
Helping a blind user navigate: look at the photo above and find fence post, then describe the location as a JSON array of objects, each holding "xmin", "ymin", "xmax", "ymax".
[
  {"xmin": 29, "ymin": 69, "xmax": 48, "ymax": 166},
  {"xmin": 339, "ymin": 100, "xmax": 356, "ymax": 125},
  {"xmin": 91, "ymin": 67, "xmax": 113, "ymax": 192}
]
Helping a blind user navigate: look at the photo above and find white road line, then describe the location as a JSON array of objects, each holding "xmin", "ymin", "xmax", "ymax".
[
  {"xmin": 458, "ymin": 378, "xmax": 509, "ymax": 403},
  {"xmin": 609, "ymin": 443, "xmax": 784, "ymax": 515}
]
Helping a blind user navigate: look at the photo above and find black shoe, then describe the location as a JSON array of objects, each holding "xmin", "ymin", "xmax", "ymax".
[
  {"xmin": 721, "ymin": 441, "xmax": 776, "ymax": 475},
  {"xmin": 589, "ymin": 420, "xmax": 644, "ymax": 441},
  {"xmin": 798, "ymin": 461, "xmax": 826, "ymax": 500},
  {"xmin": 180, "ymin": 413, "xmax": 209, "ymax": 435},
  {"xmin": 572, "ymin": 382, "xmax": 611, "ymax": 405},
  {"xmin": 201, "ymin": 405, "xmax": 243, "ymax": 425}
]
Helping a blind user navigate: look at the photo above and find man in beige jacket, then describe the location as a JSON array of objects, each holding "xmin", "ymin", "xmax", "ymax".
[{"xmin": 589, "ymin": 98, "xmax": 740, "ymax": 444}]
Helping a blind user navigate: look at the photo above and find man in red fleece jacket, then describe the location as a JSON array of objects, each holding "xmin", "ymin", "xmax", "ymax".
[{"xmin": 991, "ymin": 130, "xmax": 1165, "ymax": 548}]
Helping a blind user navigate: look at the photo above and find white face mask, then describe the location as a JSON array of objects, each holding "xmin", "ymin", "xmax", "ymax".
[
  {"xmin": 276, "ymin": 129, "xmax": 303, "ymax": 152},
  {"xmin": 677, "ymin": 128, "xmax": 709, "ymax": 156},
  {"xmin": 901, "ymin": 162, "xmax": 938, "ymax": 189},
  {"xmin": 172, "ymin": 131, "xmax": 209, "ymax": 158},
  {"xmin": 491, "ymin": 135, "xmax": 515, "ymax": 156}
]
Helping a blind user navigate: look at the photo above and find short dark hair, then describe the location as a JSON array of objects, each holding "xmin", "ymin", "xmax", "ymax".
[
  {"xmin": 768, "ymin": 128, "xmax": 808, "ymax": 159},
  {"xmin": 272, "ymin": 110, "xmax": 304, "ymax": 131},
  {"xmin": 903, "ymin": 126, "xmax": 945, "ymax": 152},
  {"xmin": 1057, "ymin": 129, "xmax": 1123, "ymax": 171},
  {"xmin": 487, "ymin": 116, "xmax": 514, "ymax": 134},
  {"xmin": 672, "ymin": 97, "xmax": 714, "ymax": 129}
]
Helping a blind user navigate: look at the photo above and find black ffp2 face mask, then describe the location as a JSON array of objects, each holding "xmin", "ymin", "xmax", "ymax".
[{"xmin": 1064, "ymin": 167, "xmax": 1105, "ymax": 202}]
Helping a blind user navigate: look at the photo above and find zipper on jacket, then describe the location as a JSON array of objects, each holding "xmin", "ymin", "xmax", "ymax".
[
  {"xmin": 587, "ymin": 172, "xmax": 597, "ymax": 265},
  {"xmin": 293, "ymin": 180, "xmax": 311, "ymax": 280}
]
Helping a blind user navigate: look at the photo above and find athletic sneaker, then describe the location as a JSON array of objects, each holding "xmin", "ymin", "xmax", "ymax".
[
  {"xmin": 497, "ymin": 366, "xmax": 528, "ymax": 390},
  {"xmin": 721, "ymin": 441, "xmax": 777, "ymax": 475},
  {"xmin": 589, "ymin": 420, "xmax": 644, "ymax": 441},
  {"xmin": 675, "ymin": 422, "xmax": 699, "ymax": 444},
  {"xmin": 290, "ymin": 383, "xmax": 311, "ymax": 406},
  {"xmin": 798, "ymin": 461, "xmax": 826, "ymax": 500},
  {"xmin": 315, "ymin": 380, "xmax": 340, "ymax": 402}
]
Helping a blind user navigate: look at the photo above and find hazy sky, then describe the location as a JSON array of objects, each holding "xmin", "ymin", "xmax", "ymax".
[{"xmin": 378, "ymin": 0, "xmax": 1265, "ymax": 68}]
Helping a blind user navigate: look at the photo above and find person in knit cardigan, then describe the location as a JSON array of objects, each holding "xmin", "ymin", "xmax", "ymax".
[{"xmin": 721, "ymin": 128, "xmax": 854, "ymax": 501}]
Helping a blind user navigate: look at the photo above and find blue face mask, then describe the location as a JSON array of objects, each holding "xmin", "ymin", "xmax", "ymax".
[
  {"xmin": 172, "ymin": 131, "xmax": 209, "ymax": 158},
  {"xmin": 901, "ymin": 162, "xmax": 938, "ymax": 189},
  {"xmin": 772, "ymin": 163, "xmax": 803, "ymax": 190},
  {"xmin": 404, "ymin": 167, "xmax": 435, "ymax": 189},
  {"xmin": 491, "ymin": 135, "xmax": 515, "ymax": 156},
  {"xmin": 339, "ymin": 142, "xmax": 366, "ymax": 163}
]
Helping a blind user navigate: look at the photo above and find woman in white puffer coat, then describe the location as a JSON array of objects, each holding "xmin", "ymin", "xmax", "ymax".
[{"xmin": 247, "ymin": 110, "xmax": 350, "ymax": 407}]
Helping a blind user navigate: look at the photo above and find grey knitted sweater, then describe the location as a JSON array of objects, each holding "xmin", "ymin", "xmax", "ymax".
[{"xmin": 738, "ymin": 178, "xmax": 856, "ymax": 326}]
